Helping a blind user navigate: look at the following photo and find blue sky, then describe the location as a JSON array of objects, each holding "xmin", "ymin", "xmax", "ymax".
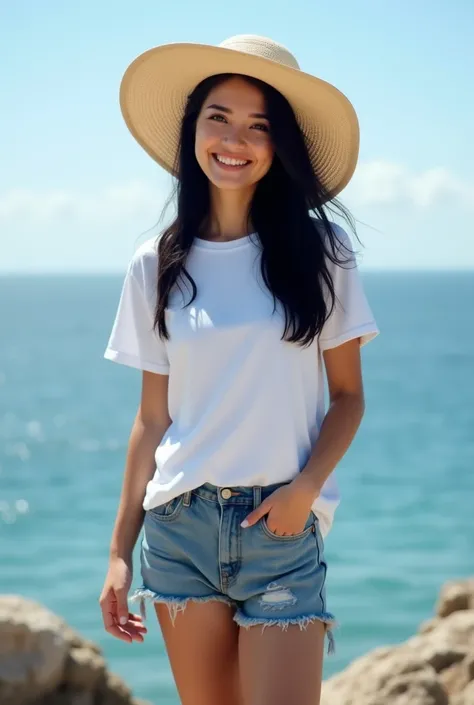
[{"xmin": 1, "ymin": 0, "xmax": 473, "ymax": 272}]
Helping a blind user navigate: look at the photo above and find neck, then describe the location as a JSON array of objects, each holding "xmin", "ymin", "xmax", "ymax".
[{"xmin": 202, "ymin": 185, "xmax": 255, "ymax": 242}]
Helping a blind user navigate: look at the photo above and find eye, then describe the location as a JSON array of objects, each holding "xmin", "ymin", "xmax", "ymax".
[
  {"xmin": 251, "ymin": 123, "xmax": 269, "ymax": 132},
  {"xmin": 208, "ymin": 114, "xmax": 227, "ymax": 123}
]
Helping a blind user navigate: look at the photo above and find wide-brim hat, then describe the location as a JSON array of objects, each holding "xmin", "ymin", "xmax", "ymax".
[{"xmin": 119, "ymin": 34, "xmax": 360, "ymax": 199}]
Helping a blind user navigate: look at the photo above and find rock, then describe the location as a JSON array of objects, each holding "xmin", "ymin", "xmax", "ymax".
[
  {"xmin": 377, "ymin": 671, "xmax": 448, "ymax": 705},
  {"xmin": 41, "ymin": 688, "xmax": 95, "ymax": 705},
  {"xmin": 439, "ymin": 655, "xmax": 474, "ymax": 697},
  {"xmin": 0, "ymin": 595, "xmax": 151, "ymax": 705},
  {"xmin": 436, "ymin": 579, "xmax": 474, "ymax": 618},
  {"xmin": 61, "ymin": 624, "xmax": 102, "ymax": 656},
  {"xmin": 4, "ymin": 579, "xmax": 474, "ymax": 705},
  {"xmin": 322, "ymin": 578, "xmax": 474, "ymax": 705},
  {"xmin": 465, "ymin": 653, "xmax": 474, "ymax": 681},
  {"xmin": 407, "ymin": 610, "xmax": 474, "ymax": 656},
  {"xmin": 0, "ymin": 595, "xmax": 69, "ymax": 705},
  {"xmin": 63, "ymin": 646, "xmax": 107, "ymax": 690},
  {"xmin": 404, "ymin": 641, "xmax": 466, "ymax": 673},
  {"xmin": 419, "ymin": 618, "xmax": 442, "ymax": 635},
  {"xmin": 320, "ymin": 646, "xmax": 436, "ymax": 704},
  {"xmin": 98, "ymin": 671, "xmax": 133, "ymax": 705},
  {"xmin": 451, "ymin": 681, "xmax": 474, "ymax": 705}
]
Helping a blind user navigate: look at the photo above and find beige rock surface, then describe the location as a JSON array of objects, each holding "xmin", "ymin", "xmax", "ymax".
[
  {"xmin": 436, "ymin": 580, "xmax": 474, "ymax": 618},
  {"xmin": 321, "ymin": 577, "xmax": 474, "ymax": 705},
  {"xmin": 451, "ymin": 680, "xmax": 474, "ymax": 705},
  {"xmin": 0, "ymin": 595, "xmax": 150, "ymax": 705},
  {"xmin": 3, "ymin": 579, "xmax": 474, "ymax": 705}
]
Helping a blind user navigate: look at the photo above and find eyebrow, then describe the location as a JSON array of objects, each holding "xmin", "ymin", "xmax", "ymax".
[{"xmin": 206, "ymin": 103, "xmax": 269, "ymax": 120}]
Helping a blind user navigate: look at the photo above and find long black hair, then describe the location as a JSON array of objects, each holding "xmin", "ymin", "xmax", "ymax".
[{"xmin": 154, "ymin": 72, "xmax": 358, "ymax": 347}]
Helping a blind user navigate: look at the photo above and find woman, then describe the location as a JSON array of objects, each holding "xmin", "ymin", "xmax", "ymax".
[{"xmin": 99, "ymin": 35, "xmax": 379, "ymax": 705}]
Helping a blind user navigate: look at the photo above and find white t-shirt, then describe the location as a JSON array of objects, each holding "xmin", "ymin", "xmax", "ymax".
[{"xmin": 104, "ymin": 224, "xmax": 379, "ymax": 536}]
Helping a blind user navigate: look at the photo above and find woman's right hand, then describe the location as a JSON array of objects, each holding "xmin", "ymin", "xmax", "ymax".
[{"xmin": 99, "ymin": 557, "xmax": 147, "ymax": 643}]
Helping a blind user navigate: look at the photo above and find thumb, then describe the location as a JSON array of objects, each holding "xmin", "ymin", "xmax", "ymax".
[
  {"xmin": 241, "ymin": 499, "xmax": 272, "ymax": 528},
  {"xmin": 115, "ymin": 588, "xmax": 129, "ymax": 626}
]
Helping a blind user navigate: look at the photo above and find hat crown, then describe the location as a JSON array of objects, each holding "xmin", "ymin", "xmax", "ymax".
[{"xmin": 219, "ymin": 35, "xmax": 300, "ymax": 71}]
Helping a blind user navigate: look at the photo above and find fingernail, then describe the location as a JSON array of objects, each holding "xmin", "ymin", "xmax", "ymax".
[
  {"xmin": 241, "ymin": 519, "xmax": 249, "ymax": 528},
  {"xmin": 120, "ymin": 616, "xmax": 127, "ymax": 625}
]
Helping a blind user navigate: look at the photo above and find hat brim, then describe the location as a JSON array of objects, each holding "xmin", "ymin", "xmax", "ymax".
[{"xmin": 119, "ymin": 42, "xmax": 359, "ymax": 199}]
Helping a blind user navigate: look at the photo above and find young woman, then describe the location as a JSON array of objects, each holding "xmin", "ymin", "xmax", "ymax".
[{"xmin": 99, "ymin": 35, "xmax": 379, "ymax": 705}]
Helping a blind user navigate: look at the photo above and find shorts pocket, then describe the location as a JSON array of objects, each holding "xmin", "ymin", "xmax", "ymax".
[
  {"xmin": 260, "ymin": 511, "xmax": 316, "ymax": 542},
  {"xmin": 148, "ymin": 495, "xmax": 184, "ymax": 522}
]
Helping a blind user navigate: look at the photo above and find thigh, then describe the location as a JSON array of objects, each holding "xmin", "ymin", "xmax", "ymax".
[
  {"xmin": 156, "ymin": 600, "xmax": 242, "ymax": 705},
  {"xmin": 238, "ymin": 620, "xmax": 326, "ymax": 705}
]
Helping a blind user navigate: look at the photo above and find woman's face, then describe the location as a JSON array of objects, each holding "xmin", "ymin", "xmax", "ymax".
[{"xmin": 195, "ymin": 77, "xmax": 274, "ymax": 192}]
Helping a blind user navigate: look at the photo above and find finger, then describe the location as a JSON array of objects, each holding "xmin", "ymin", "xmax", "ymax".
[
  {"xmin": 115, "ymin": 611, "xmax": 148, "ymax": 640},
  {"xmin": 100, "ymin": 589, "xmax": 119, "ymax": 629},
  {"xmin": 127, "ymin": 619, "xmax": 148, "ymax": 634},
  {"xmin": 128, "ymin": 612, "xmax": 145, "ymax": 628},
  {"xmin": 122, "ymin": 626, "xmax": 145, "ymax": 642},
  {"xmin": 105, "ymin": 610, "xmax": 146, "ymax": 642},
  {"xmin": 241, "ymin": 500, "xmax": 272, "ymax": 528},
  {"xmin": 107, "ymin": 625, "xmax": 133, "ymax": 642},
  {"xmin": 103, "ymin": 610, "xmax": 133, "ymax": 643},
  {"xmin": 266, "ymin": 521, "xmax": 284, "ymax": 536},
  {"xmin": 114, "ymin": 589, "xmax": 130, "ymax": 626},
  {"xmin": 126, "ymin": 626, "xmax": 146, "ymax": 642},
  {"xmin": 100, "ymin": 593, "xmax": 138, "ymax": 642}
]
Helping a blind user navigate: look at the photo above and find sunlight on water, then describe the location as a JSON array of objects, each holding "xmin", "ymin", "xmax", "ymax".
[{"xmin": 1, "ymin": 272, "xmax": 473, "ymax": 705}]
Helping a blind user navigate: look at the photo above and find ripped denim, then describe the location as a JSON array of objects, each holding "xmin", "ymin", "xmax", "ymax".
[{"xmin": 130, "ymin": 482, "xmax": 337, "ymax": 655}]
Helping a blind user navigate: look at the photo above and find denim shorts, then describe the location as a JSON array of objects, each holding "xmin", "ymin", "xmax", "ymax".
[{"xmin": 130, "ymin": 482, "xmax": 337, "ymax": 654}]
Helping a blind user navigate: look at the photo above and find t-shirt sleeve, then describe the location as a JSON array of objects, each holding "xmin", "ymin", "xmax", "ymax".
[
  {"xmin": 318, "ymin": 224, "xmax": 379, "ymax": 351},
  {"xmin": 104, "ymin": 249, "xmax": 170, "ymax": 375}
]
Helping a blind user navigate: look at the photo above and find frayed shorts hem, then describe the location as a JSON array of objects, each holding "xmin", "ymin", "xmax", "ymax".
[
  {"xmin": 130, "ymin": 587, "xmax": 234, "ymax": 623},
  {"xmin": 130, "ymin": 586, "xmax": 337, "ymax": 654},
  {"xmin": 234, "ymin": 610, "xmax": 337, "ymax": 654}
]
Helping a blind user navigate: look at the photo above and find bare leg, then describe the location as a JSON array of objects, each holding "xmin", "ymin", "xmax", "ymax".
[
  {"xmin": 239, "ymin": 621, "xmax": 326, "ymax": 705},
  {"xmin": 155, "ymin": 601, "xmax": 242, "ymax": 705}
]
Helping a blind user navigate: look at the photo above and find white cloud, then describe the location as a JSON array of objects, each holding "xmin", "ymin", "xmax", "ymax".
[
  {"xmin": 0, "ymin": 180, "xmax": 167, "ymax": 225},
  {"xmin": 348, "ymin": 161, "xmax": 474, "ymax": 209},
  {"xmin": 0, "ymin": 163, "xmax": 472, "ymax": 230}
]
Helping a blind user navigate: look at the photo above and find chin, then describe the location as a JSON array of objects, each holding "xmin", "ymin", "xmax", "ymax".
[
  {"xmin": 210, "ymin": 177, "xmax": 255, "ymax": 191},
  {"xmin": 211, "ymin": 169, "xmax": 263, "ymax": 191}
]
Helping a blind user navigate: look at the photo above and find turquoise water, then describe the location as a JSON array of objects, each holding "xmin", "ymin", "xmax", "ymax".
[{"xmin": 1, "ymin": 271, "xmax": 473, "ymax": 704}]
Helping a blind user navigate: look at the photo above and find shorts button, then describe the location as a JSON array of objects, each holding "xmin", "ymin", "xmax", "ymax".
[{"xmin": 221, "ymin": 488, "xmax": 232, "ymax": 500}]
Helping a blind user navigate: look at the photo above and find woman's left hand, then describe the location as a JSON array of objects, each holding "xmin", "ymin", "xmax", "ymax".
[{"xmin": 241, "ymin": 475, "xmax": 319, "ymax": 536}]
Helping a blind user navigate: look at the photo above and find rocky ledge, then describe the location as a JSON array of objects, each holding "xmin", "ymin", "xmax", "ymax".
[
  {"xmin": 0, "ymin": 595, "xmax": 150, "ymax": 705},
  {"xmin": 2, "ymin": 579, "xmax": 473, "ymax": 705},
  {"xmin": 321, "ymin": 577, "xmax": 474, "ymax": 705}
]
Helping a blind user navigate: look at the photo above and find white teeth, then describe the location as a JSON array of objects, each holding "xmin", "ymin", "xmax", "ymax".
[{"xmin": 215, "ymin": 155, "xmax": 249, "ymax": 166}]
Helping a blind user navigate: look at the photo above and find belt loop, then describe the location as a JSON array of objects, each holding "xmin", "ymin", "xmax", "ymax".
[
  {"xmin": 183, "ymin": 491, "xmax": 192, "ymax": 507},
  {"xmin": 253, "ymin": 486, "xmax": 262, "ymax": 510}
]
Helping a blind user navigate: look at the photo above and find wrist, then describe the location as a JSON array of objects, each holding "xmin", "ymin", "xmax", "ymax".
[
  {"xmin": 292, "ymin": 471, "xmax": 321, "ymax": 501},
  {"xmin": 109, "ymin": 548, "xmax": 132, "ymax": 565}
]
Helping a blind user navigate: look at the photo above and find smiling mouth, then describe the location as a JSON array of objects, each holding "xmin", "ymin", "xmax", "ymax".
[{"xmin": 212, "ymin": 154, "xmax": 252, "ymax": 168}]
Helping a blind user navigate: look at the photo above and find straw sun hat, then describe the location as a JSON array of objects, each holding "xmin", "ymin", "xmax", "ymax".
[{"xmin": 119, "ymin": 35, "xmax": 360, "ymax": 198}]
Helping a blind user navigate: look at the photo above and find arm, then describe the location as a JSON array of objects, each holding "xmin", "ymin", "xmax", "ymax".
[
  {"xmin": 242, "ymin": 225, "xmax": 377, "ymax": 534},
  {"xmin": 100, "ymin": 370, "xmax": 170, "ymax": 642},
  {"xmin": 297, "ymin": 337, "xmax": 365, "ymax": 496},
  {"xmin": 109, "ymin": 370, "xmax": 171, "ymax": 561},
  {"xmin": 242, "ymin": 338, "xmax": 366, "ymax": 534}
]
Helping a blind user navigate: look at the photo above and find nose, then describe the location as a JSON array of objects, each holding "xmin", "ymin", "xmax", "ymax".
[{"xmin": 222, "ymin": 124, "xmax": 246, "ymax": 147}]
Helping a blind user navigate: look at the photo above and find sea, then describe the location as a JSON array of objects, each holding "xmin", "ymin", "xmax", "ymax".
[{"xmin": 1, "ymin": 271, "xmax": 473, "ymax": 704}]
